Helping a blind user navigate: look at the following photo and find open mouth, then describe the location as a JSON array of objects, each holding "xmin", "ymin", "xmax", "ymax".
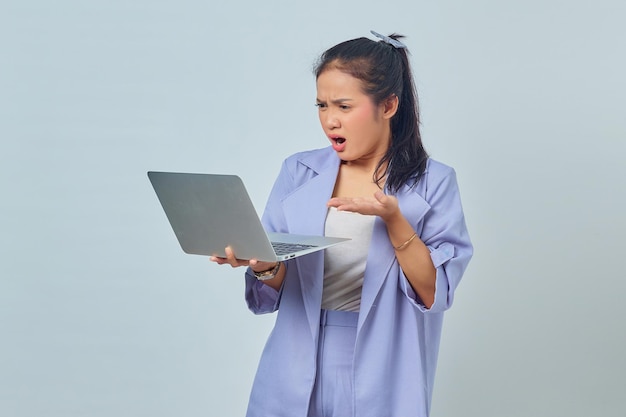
[{"xmin": 330, "ymin": 136, "xmax": 347, "ymax": 152}]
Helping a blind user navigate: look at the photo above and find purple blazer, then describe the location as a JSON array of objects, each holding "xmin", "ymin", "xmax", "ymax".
[{"xmin": 244, "ymin": 146, "xmax": 473, "ymax": 417}]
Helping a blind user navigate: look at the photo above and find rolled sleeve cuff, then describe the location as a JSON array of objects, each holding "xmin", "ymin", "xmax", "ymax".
[
  {"xmin": 245, "ymin": 269, "xmax": 282, "ymax": 314},
  {"xmin": 400, "ymin": 243, "xmax": 455, "ymax": 313}
]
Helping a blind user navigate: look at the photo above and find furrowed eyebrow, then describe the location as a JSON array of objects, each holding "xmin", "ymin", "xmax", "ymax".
[{"xmin": 316, "ymin": 98, "xmax": 353, "ymax": 104}]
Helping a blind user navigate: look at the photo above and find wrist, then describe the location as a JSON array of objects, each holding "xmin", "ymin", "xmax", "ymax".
[
  {"xmin": 251, "ymin": 262, "xmax": 278, "ymax": 273},
  {"xmin": 383, "ymin": 209, "xmax": 408, "ymax": 231},
  {"xmin": 253, "ymin": 262, "xmax": 281, "ymax": 281}
]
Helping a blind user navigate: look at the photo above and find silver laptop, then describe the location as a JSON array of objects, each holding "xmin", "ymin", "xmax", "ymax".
[{"xmin": 147, "ymin": 171, "xmax": 350, "ymax": 262}]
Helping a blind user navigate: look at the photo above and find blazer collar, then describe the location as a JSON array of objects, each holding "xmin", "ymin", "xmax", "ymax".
[{"xmin": 298, "ymin": 146, "xmax": 339, "ymax": 175}]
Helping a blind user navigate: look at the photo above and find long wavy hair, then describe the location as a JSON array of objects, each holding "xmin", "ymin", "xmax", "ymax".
[{"xmin": 314, "ymin": 34, "xmax": 428, "ymax": 193}]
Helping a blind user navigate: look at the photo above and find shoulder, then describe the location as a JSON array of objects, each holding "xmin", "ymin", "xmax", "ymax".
[
  {"xmin": 268, "ymin": 146, "xmax": 338, "ymax": 195},
  {"xmin": 406, "ymin": 158, "xmax": 459, "ymax": 201},
  {"xmin": 281, "ymin": 146, "xmax": 338, "ymax": 176},
  {"xmin": 283, "ymin": 146, "xmax": 335, "ymax": 169},
  {"xmin": 424, "ymin": 158, "xmax": 456, "ymax": 182}
]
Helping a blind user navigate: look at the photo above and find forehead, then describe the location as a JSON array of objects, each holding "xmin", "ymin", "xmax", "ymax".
[{"xmin": 316, "ymin": 68, "xmax": 367, "ymax": 97}]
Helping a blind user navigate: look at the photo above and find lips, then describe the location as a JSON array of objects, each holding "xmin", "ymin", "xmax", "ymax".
[{"xmin": 329, "ymin": 135, "xmax": 346, "ymax": 152}]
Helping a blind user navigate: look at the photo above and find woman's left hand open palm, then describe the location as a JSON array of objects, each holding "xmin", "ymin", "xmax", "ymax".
[{"xmin": 327, "ymin": 190, "xmax": 399, "ymax": 221}]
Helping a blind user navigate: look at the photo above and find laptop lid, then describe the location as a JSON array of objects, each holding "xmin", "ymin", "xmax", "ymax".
[{"xmin": 147, "ymin": 171, "xmax": 349, "ymax": 262}]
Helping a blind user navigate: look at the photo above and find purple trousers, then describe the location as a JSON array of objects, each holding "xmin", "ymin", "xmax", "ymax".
[{"xmin": 308, "ymin": 309, "xmax": 359, "ymax": 417}]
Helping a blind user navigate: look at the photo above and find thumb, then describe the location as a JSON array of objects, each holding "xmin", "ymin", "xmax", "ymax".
[{"xmin": 374, "ymin": 190, "xmax": 388, "ymax": 204}]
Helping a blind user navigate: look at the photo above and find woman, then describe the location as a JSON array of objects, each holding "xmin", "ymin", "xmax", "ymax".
[{"xmin": 211, "ymin": 31, "xmax": 473, "ymax": 417}]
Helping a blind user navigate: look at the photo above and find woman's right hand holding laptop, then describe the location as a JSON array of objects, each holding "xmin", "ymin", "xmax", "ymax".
[{"xmin": 210, "ymin": 246, "xmax": 285, "ymax": 291}]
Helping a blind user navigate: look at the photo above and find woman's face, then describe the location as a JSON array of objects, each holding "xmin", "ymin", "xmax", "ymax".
[{"xmin": 316, "ymin": 68, "xmax": 395, "ymax": 167}]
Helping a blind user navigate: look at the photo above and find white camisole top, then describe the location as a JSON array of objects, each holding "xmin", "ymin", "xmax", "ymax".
[{"xmin": 321, "ymin": 207, "xmax": 376, "ymax": 312}]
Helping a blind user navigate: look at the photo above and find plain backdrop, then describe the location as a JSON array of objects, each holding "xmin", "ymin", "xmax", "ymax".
[{"xmin": 1, "ymin": 1, "xmax": 625, "ymax": 416}]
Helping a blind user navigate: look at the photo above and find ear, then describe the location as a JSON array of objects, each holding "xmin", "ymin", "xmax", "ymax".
[{"xmin": 381, "ymin": 94, "xmax": 399, "ymax": 120}]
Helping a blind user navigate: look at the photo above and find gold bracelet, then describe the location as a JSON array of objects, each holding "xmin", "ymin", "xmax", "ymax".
[{"xmin": 394, "ymin": 233, "xmax": 417, "ymax": 251}]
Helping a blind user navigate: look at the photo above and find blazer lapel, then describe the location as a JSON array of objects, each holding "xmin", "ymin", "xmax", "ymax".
[{"xmin": 282, "ymin": 150, "xmax": 341, "ymax": 340}]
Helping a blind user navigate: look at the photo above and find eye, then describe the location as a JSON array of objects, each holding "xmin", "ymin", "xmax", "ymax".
[
  {"xmin": 315, "ymin": 102, "xmax": 327, "ymax": 109},
  {"xmin": 339, "ymin": 104, "xmax": 350, "ymax": 110}
]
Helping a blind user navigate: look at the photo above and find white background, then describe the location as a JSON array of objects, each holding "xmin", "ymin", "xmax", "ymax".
[{"xmin": 1, "ymin": 1, "xmax": 625, "ymax": 416}]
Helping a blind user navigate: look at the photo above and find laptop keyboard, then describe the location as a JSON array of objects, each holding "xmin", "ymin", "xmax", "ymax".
[{"xmin": 271, "ymin": 241, "xmax": 317, "ymax": 256}]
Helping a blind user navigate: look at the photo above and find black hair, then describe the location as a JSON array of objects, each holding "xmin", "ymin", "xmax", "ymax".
[{"xmin": 314, "ymin": 33, "xmax": 428, "ymax": 193}]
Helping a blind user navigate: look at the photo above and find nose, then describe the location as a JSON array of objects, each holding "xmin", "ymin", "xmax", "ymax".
[{"xmin": 323, "ymin": 111, "xmax": 340, "ymax": 130}]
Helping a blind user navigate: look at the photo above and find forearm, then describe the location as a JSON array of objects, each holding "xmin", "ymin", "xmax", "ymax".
[{"xmin": 384, "ymin": 213, "xmax": 436, "ymax": 308}]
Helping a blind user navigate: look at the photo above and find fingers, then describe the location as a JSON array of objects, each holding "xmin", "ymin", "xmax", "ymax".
[
  {"xmin": 328, "ymin": 195, "xmax": 383, "ymax": 210},
  {"xmin": 326, "ymin": 197, "xmax": 343, "ymax": 208},
  {"xmin": 327, "ymin": 192, "xmax": 399, "ymax": 218},
  {"xmin": 327, "ymin": 196, "xmax": 371, "ymax": 210},
  {"xmin": 209, "ymin": 246, "xmax": 251, "ymax": 268}
]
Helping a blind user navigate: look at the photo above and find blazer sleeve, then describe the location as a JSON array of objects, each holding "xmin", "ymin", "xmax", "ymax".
[
  {"xmin": 244, "ymin": 160, "xmax": 297, "ymax": 314},
  {"xmin": 244, "ymin": 268, "xmax": 283, "ymax": 314},
  {"xmin": 399, "ymin": 164, "xmax": 473, "ymax": 313}
]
